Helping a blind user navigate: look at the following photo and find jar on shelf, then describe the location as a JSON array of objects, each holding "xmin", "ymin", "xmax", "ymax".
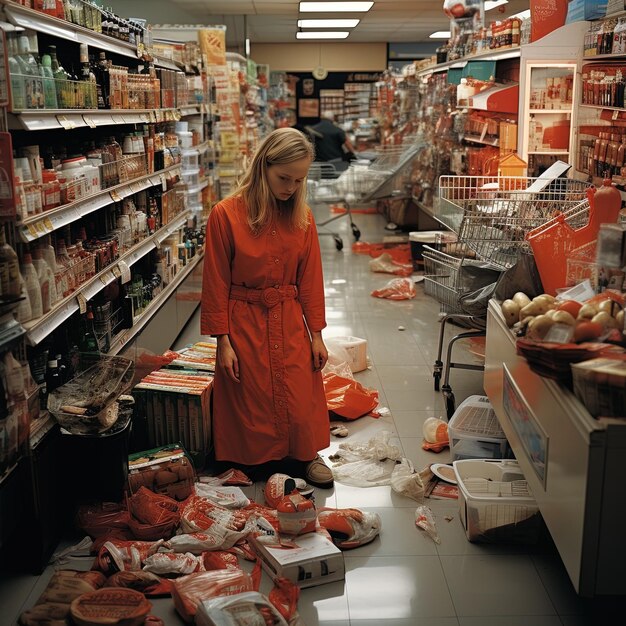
[{"xmin": 41, "ymin": 169, "xmax": 61, "ymax": 211}]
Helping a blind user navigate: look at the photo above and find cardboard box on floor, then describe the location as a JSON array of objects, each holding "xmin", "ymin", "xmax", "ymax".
[{"xmin": 250, "ymin": 531, "xmax": 345, "ymax": 589}]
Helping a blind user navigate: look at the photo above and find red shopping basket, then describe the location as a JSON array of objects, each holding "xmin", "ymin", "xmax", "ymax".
[{"xmin": 526, "ymin": 184, "xmax": 621, "ymax": 295}]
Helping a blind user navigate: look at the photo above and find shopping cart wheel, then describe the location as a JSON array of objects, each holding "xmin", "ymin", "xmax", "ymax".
[
  {"xmin": 433, "ymin": 360, "xmax": 443, "ymax": 391},
  {"xmin": 442, "ymin": 385, "xmax": 456, "ymax": 420},
  {"xmin": 333, "ymin": 236, "xmax": 344, "ymax": 251},
  {"xmin": 351, "ymin": 224, "xmax": 361, "ymax": 241}
]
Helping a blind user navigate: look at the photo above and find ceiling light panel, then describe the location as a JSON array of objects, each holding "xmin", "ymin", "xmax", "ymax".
[
  {"xmin": 299, "ymin": 2, "xmax": 374, "ymax": 12},
  {"xmin": 296, "ymin": 31, "xmax": 350, "ymax": 39},
  {"xmin": 297, "ymin": 19, "xmax": 360, "ymax": 28}
]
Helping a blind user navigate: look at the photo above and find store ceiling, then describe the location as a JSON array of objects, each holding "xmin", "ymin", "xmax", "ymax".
[{"xmin": 169, "ymin": 0, "xmax": 531, "ymax": 44}]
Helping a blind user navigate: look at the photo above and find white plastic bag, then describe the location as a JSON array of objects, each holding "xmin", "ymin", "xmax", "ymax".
[
  {"xmin": 322, "ymin": 339, "xmax": 355, "ymax": 380},
  {"xmin": 415, "ymin": 505, "xmax": 441, "ymax": 544},
  {"xmin": 390, "ymin": 459, "xmax": 425, "ymax": 502}
]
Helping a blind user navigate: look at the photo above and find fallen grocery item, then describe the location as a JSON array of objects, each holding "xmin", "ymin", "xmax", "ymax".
[
  {"xmin": 195, "ymin": 591, "xmax": 289, "ymax": 626},
  {"xmin": 264, "ymin": 473, "xmax": 299, "ymax": 508},
  {"xmin": 105, "ymin": 571, "xmax": 171, "ymax": 597},
  {"xmin": 96, "ymin": 539, "xmax": 165, "ymax": 575},
  {"xmin": 421, "ymin": 417, "xmax": 449, "ymax": 452},
  {"xmin": 194, "ymin": 483, "xmax": 251, "ymax": 509},
  {"xmin": 325, "ymin": 335, "xmax": 368, "ymax": 373},
  {"xmin": 317, "ymin": 508, "xmax": 381, "ymax": 550},
  {"xmin": 330, "ymin": 424, "xmax": 349, "ymax": 438},
  {"xmin": 369, "ymin": 252, "xmax": 414, "ymax": 276},
  {"xmin": 70, "ymin": 587, "xmax": 151, "ymax": 626},
  {"xmin": 415, "ymin": 505, "xmax": 441, "ymax": 544},
  {"xmin": 371, "ymin": 277, "xmax": 416, "ymax": 300},
  {"xmin": 277, "ymin": 493, "xmax": 317, "ymax": 535},
  {"xmin": 143, "ymin": 551, "xmax": 204, "ymax": 576},
  {"xmin": 390, "ymin": 458, "xmax": 425, "ymax": 502},
  {"xmin": 323, "ymin": 372, "xmax": 379, "ymax": 420}
]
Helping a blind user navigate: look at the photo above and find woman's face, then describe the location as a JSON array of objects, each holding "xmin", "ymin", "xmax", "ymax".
[{"xmin": 267, "ymin": 157, "xmax": 311, "ymax": 202}]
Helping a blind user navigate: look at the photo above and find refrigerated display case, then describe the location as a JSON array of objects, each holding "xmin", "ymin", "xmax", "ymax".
[{"xmin": 517, "ymin": 21, "xmax": 587, "ymax": 177}]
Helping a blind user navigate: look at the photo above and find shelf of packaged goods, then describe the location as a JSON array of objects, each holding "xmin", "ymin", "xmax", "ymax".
[
  {"xmin": 22, "ymin": 210, "xmax": 190, "ymax": 347},
  {"xmin": 529, "ymin": 108, "xmax": 572, "ymax": 114},
  {"xmin": 7, "ymin": 108, "xmax": 187, "ymax": 131},
  {"xmin": 468, "ymin": 83, "xmax": 519, "ymax": 114},
  {"xmin": 185, "ymin": 179, "xmax": 209, "ymax": 196},
  {"xmin": 417, "ymin": 47, "xmax": 521, "ymax": 76},
  {"xmin": 19, "ymin": 165, "xmax": 182, "ymax": 243},
  {"xmin": 461, "ymin": 134, "xmax": 499, "ymax": 147},
  {"xmin": 108, "ymin": 250, "xmax": 203, "ymax": 355},
  {"xmin": 583, "ymin": 52, "xmax": 626, "ymax": 60},
  {"xmin": 2, "ymin": 2, "xmax": 138, "ymax": 61},
  {"xmin": 580, "ymin": 103, "xmax": 626, "ymax": 112}
]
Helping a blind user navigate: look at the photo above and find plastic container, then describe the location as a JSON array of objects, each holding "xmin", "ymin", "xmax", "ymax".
[
  {"xmin": 181, "ymin": 149, "xmax": 199, "ymax": 170},
  {"xmin": 327, "ymin": 336, "xmax": 368, "ymax": 372},
  {"xmin": 448, "ymin": 395, "xmax": 509, "ymax": 461},
  {"xmin": 453, "ymin": 459, "xmax": 541, "ymax": 543},
  {"xmin": 409, "ymin": 230, "xmax": 457, "ymax": 269}
]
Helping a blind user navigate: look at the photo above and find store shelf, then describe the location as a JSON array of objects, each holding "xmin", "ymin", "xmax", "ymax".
[
  {"xmin": 108, "ymin": 250, "xmax": 203, "ymax": 355},
  {"xmin": 8, "ymin": 108, "xmax": 184, "ymax": 131},
  {"xmin": 461, "ymin": 134, "xmax": 499, "ymax": 147},
  {"xmin": 527, "ymin": 150, "xmax": 570, "ymax": 154},
  {"xmin": 529, "ymin": 108, "xmax": 572, "ymax": 114},
  {"xmin": 19, "ymin": 165, "xmax": 181, "ymax": 243},
  {"xmin": 22, "ymin": 210, "xmax": 190, "ymax": 346},
  {"xmin": 469, "ymin": 83, "xmax": 519, "ymax": 114},
  {"xmin": 417, "ymin": 47, "xmax": 521, "ymax": 76}
]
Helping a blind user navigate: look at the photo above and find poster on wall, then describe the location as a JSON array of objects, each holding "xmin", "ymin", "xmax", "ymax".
[
  {"xmin": 298, "ymin": 98, "xmax": 319, "ymax": 118},
  {"xmin": 502, "ymin": 364, "xmax": 549, "ymax": 488}
]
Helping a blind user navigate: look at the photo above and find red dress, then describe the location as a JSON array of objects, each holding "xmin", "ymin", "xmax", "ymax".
[{"xmin": 201, "ymin": 196, "xmax": 329, "ymax": 464}]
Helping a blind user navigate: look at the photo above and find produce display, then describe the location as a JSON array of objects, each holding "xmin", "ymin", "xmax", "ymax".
[{"xmin": 500, "ymin": 291, "xmax": 625, "ymax": 344}]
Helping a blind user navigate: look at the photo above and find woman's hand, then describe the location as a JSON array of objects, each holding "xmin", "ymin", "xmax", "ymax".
[
  {"xmin": 217, "ymin": 335, "xmax": 240, "ymax": 383},
  {"xmin": 310, "ymin": 331, "xmax": 328, "ymax": 372}
]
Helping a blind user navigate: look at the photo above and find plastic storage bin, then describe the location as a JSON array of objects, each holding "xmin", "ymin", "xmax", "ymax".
[
  {"xmin": 448, "ymin": 395, "xmax": 509, "ymax": 461},
  {"xmin": 453, "ymin": 459, "xmax": 542, "ymax": 543}
]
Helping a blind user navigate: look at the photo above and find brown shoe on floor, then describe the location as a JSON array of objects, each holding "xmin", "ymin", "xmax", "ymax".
[{"xmin": 305, "ymin": 455, "xmax": 334, "ymax": 489}]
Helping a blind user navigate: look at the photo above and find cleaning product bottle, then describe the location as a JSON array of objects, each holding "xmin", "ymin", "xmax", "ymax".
[
  {"xmin": 20, "ymin": 252, "xmax": 43, "ymax": 319},
  {"xmin": 591, "ymin": 176, "xmax": 623, "ymax": 225},
  {"xmin": 15, "ymin": 272, "xmax": 32, "ymax": 323},
  {"xmin": 32, "ymin": 247, "xmax": 58, "ymax": 311},
  {"xmin": 0, "ymin": 226, "xmax": 21, "ymax": 298}
]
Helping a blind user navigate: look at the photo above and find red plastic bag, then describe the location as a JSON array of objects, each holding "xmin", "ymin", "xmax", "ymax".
[
  {"xmin": 76, "ymin": 502, "xmax": 131, "ymax": 538},
  {"xmin": 371, "ymin": 277, "xmax": 416, "ymax": 300},
  {"xmin": 323, "ymin": 372, "xmax": 379, "ymax": 420},
  {"xmin": 369, "ymin": 253, "xmax": 413, "ymax": 276},
  {"xmin": 128, "ymin": 487, "xmax": 180, "ymax": 526},
  {"xmin": 269, "ymin": 577, "xmax": 300, "ymax": 622}
]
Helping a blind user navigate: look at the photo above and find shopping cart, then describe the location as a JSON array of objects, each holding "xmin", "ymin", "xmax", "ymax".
[
  {"xmin": 307, "ymin": 139, "xmax": 423, "ymax": 249},
  {"xmin": 426, "ymin": 175, "xmax": 592, "ymax": 417}
]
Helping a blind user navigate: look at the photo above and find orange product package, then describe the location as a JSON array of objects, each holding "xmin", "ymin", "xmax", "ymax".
[
  {"xmin": 76, "ymin": 502, "xmax": 131, "ymax": 538},
  {"xmin": 323, "ymin": 372, "xmax": 379, "ymax": 420},
  {"xmin": 96, "ymin": 538, "xmax": 164, "ymax": 575},
  {"xmin": 128, "ymin": 486, "xmax": 180, "ymax": 527},
  {"xmin": 371, "ymin": 277, "xmax": 416, "ymax": 300},
  {"xmin": 276, "ymin": 494, "xmax": 317, "ymax": 536},
  {"xmin": 105, "ymin": 570, "xmax": 172, "ymax": 597},
  {"xmin": 171, "ymin": 569, "xmax": 255, "ymax": 623}
]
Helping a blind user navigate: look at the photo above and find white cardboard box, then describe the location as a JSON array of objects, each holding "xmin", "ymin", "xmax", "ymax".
[{"xmin": 250, "ymin": 531, "xmax": 345, "ymax": 589}]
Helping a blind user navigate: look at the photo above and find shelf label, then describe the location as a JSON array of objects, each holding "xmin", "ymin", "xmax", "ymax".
[
  {"xmin": 43, "ymin": 217, "xmax": 53, "ymax": 231},
  {"xmin": 612, "ymin": 110, "xmax": 620, "ymax": 121},
  {"xmin": 56, "ymin": 115, "xmax": 76, "ymax": 130},
  {"xmin": 35, "ymin": 221, "xmax": 47, "ymax": 235},
  {"xmin": 118, "ymin": 260, "xmax": 131, "ymax": 284},
  {"xmin": 76, "ymin": 292, "xmax": 87, "ymax": 314},
  {"xmin": 140, "ymin": 113, "xmax": 150, "ymax": 123},
  {"xmin": 83, "ymin": 116, "xmax": 97, "ymax": 128},
  {"xmin": 26, "ymin": 224, "xmax": 38, "ymax": 240},
  {"xmin": 110, "ymin": 189, "xmax": 123, "ymax": 202},
  {"xmin": 112, "ymin": 265, "xmax": 122, "ymax": 279}
]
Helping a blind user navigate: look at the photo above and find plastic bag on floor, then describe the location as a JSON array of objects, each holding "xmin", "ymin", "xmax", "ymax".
[
  {"xmin": 329, "ymin": 430, "xmax": 402, "ymax": 487},
  {"xmin": 369, "ymin": 252, "xmax": 414, "ymax": 277},
  {"xmin": 323, "ymin": 372, "xmax": 379, "ymax": 420},
  {"xmin": 415, "ymin": 505, "xmax": 441, "ymax": 544},
  {"xmin": 371, "ymin": 277, "xmax": 416, "ymax": 300},
  {"xmin": 322, "ymin": 340, "xmax": 355, "ymax": 380},
  {"xmin": 390, "ymin": 458, "xmax": 425, "ymax": 502}
]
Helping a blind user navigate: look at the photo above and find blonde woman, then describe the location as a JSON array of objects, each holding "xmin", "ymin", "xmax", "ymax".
[{"xmin": 201, "ymin": 128, "xmax": 333, "ymax": 488}]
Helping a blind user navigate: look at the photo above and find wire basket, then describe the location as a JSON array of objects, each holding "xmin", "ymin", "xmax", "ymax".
[
  {"xmin": 422, "ymin": 244, "xmax": 466, "ymax": 314},
  {"xmin": 439, "ymin": 175, "xmax": 592, "ymax": 270}
]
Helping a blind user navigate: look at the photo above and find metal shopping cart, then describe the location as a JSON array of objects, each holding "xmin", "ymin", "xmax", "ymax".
[
  {"xmin": 426, "ymin": 175, "xmax": 592, "ymax": 417},
  {"xmin": 307, "ymin": 139, "xmax": 424, "ymax": 249}
]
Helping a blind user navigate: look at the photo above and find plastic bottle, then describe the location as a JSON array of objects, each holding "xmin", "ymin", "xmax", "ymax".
[
  {"xmin": 40, "ymin": 235, "xmax": 59, "ymax": 276},
  {"xmin": 2, "ymin": 352, "xmax": 25, "ymax": 400},
  {"xmin": 0, "ymin": 227, "xmax": 21, "ymax": 298},
  {"xmin": 16, "ymin": 35, "xmax": 44, "ymax": 109},
  {"xmin": 21, "ymin": 253, "xmax": 43, "ymax": 319},
  {"xmin": 40, "ymin": 52, "xmax": 58, "ymax": 109},
  {"xmin": 15, "ymin": 272, "xmax": 32, "ymax": 323},
  {"xmin": 7, "ymin": 35, "xmax": 26, "ymax": 111},
  {"xmin": 592, "ymin": 177, "xmax": 623, "ymax": 225},
  {"xmin": 32, "ymin": 247, "xmax": 58, "ymax": 311}
]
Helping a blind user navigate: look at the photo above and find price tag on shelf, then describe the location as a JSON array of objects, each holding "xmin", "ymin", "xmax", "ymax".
[
  {"xmin": 83, "ymin": 116, "xmax": 97, "ymax": 129},
  {"xmin": 100, "ymin": 274, "xmax": 110, "ymax": 286},
  {"xmin": 35, "ymin": 221, "xmax": 47, "ymax": 235},
  {"xmin": 480, "ymin": 122, "xmax": 488, "ymax": 141},
  {"xmin": 128, "ymin": 183, "xmax": 140, "ymax": 195},
  {"xmin": 76, "ymin": 293, "xmax": 87, "ymax": 315},
  {"xmin": 112, "ymin": 265, "xmax": 122, "ymax": 279},
  {"xmin": 173, "ymin": 109, "xmax": 181, "ymax": 121},
  {"xmin": 118, "ymin": 260, "xmax": 131, "ymax": 284},
  {"xmin": 110, "ymin": 189, "xmax": 123, "ymax": 202},
  {"xmin": 149, "ymin": 110, "xmax": 157, "ymax": 123},
  {"xmin": 140, "ymin": 113, "xmax": 150, "ymax": 123},
  {"xmin": 43, "ymin": 217, "xmax": 53, "ymax": 232},
  {"xmin": 160, "ymin": 173, "xmax": 167, "ymax": 191},
  {"xmin": 56, "ymin": 115, "xmax": 76, "ymax": 130},
  {"xmin": 25, "ymin": 224, "xmax": 38, "ymax": 240},
  {"xmin": 613, "ymin": 110, "xmax": 620, "ymax": 121}
]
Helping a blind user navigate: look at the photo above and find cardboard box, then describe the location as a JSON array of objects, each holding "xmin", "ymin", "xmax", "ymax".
[{"xmin": 250, "ymin": 531, "xmax": 344, "ymax": 589}]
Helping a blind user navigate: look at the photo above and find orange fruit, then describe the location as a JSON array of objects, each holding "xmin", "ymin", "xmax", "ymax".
[
  {"xmin": 573, "ymin": 321, "xmax": 603, "ymax": 343},
  {"xmin": 557, "ymin": 300, "xmax": 583, "ymax": 318}
]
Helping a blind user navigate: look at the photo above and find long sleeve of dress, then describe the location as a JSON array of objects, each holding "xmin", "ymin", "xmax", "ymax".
[
  {"xmin": 296, "ymin": 215, "xmax": 326, "ymax": 332},
  {"xmin": 201, "ymin": 204, "xmax": 233, "ymax": 336}
]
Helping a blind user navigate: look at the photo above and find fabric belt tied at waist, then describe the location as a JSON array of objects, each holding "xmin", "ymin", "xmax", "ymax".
[{"xmin": 230, "ymin": 284, "xmax": 298, "ymax": 308}]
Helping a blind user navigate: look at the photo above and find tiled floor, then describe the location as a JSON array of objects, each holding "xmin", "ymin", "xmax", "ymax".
[{"xmin": 2, "ymin": 207, "xmax": 624, "ymax": 624}]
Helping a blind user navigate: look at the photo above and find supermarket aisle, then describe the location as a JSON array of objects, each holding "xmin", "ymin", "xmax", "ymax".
[{"xmin": 2, "ymin": 208, "xmax": 617, "ymax": 625}]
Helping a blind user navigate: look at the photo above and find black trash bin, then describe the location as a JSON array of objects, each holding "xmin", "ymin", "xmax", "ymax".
[{"xmin": 60, "ymin": 408, "xmax": 132, "ymax": 504}]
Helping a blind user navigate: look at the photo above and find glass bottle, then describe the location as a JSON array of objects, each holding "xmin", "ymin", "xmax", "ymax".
[
  {"xmin": 7, "ymin": 35, "xmax": 27, "ymax": 111},
  {"xmin": 49, "ymin": 45, "xmax": 70, "ymax": 109},
  {"xmin": 16, "ymin": 35, "xmax": 44, "ymax": 109},
  {"xmin": 40, "ymin": 52, "xmax": 58, "ymax": 109},
  {"xmin": 79, "ymin": 308, "xmax": 100, "ymax": 355}
]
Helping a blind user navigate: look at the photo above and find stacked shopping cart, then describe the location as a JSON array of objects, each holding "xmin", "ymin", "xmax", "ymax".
[{"xmin": 425, "ymin": 175, "xmax": 591, "ymax": 416}]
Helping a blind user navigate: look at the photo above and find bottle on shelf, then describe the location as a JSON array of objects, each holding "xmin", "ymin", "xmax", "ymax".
[
  {"xmin": 15, "ymin": 273, "xmax": 33, "ymax": 324},
  {"xmin": 0, "ymin": 227, "xmax": 21, "ymax": 299},
  {"xmin": 79, "ymin": 43, "xmax": 96, "ymax": 109},
  {"xmin": 45, "ymin": 358, "xmax": 62, "ymax": 395},
  {"xmin": 31, "ymin": 247, "xmax": 57, "ymax": 313},
  {"xmin": 39, "ymin": 51, "xmax": 59, "ymax": 109},
  {"xmin": 7, "ymin": 35, "xmax": 27, "ymax": 111},
  {"xmin": 96, "ymin": 51, "xmax": 110, "ymax": 109},
  {"xmin": 20, "ymin": 253, "xmax": 44, "ymax": 320},
  {"xmin": 15, "ymin": 35, "xmax": 44, "ymax": 110},
  {"xmin": 79, "ymin": 308, "xmax": 101, "ymax": 355},
  {"xmin": 48, "ymin": 45, "xmax": 70, "ymax": 108}
]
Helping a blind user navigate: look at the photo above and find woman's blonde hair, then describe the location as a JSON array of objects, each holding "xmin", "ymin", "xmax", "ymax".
[{"xmin": 233, "ymin": 128, "xmax": 314, "ymax": 232}]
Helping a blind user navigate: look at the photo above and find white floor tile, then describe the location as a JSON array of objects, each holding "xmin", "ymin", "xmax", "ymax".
[
  {"xmin": 459, "ymin": 617, "xmax": 562, "ymax": 626},
  {"xmin": 393, "ymin": 410, "xmax": 439, "ymax": 438},
  {"xmin": 352, "ymin": 620, "xmax": 460, "ymax": 626},
  {"xmin": 345, "ymin": 555, "xmax": 456, "ymax": 619},
  {"xmin": 296, "ymin": 581, "xmax": 351, "ymax": 624},
  {"xmin": 440, "ymin": 554, "xmax": 557, "ymax": 616}
]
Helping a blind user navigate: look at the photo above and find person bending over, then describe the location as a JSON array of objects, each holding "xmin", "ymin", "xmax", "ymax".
[{"xmin": 307, "ymin": 111, "xmax": 356, "ymax": 171}]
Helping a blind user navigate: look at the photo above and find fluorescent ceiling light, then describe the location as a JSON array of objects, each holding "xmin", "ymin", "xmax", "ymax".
[
  {"xmin": 485, "ymin": 0, "xmax": 508, "ymax": 10},
  {"xmin": 429, "ymin": 31, "xmax": 451, "ymax": 39},
  {"xmin": 245, "ymin": 38, "xmax": 250, "ymax": 56},
  {"xmin": 296, "ymin": 31, "xmax": 350, "ymax": 39},
  {"xmin": 298, "ymin": 19, "xmax": 360, "ymax": 28},
  {"xmin": 299, "ymin": 2, "xmax": 374, "ymax": 12}
]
